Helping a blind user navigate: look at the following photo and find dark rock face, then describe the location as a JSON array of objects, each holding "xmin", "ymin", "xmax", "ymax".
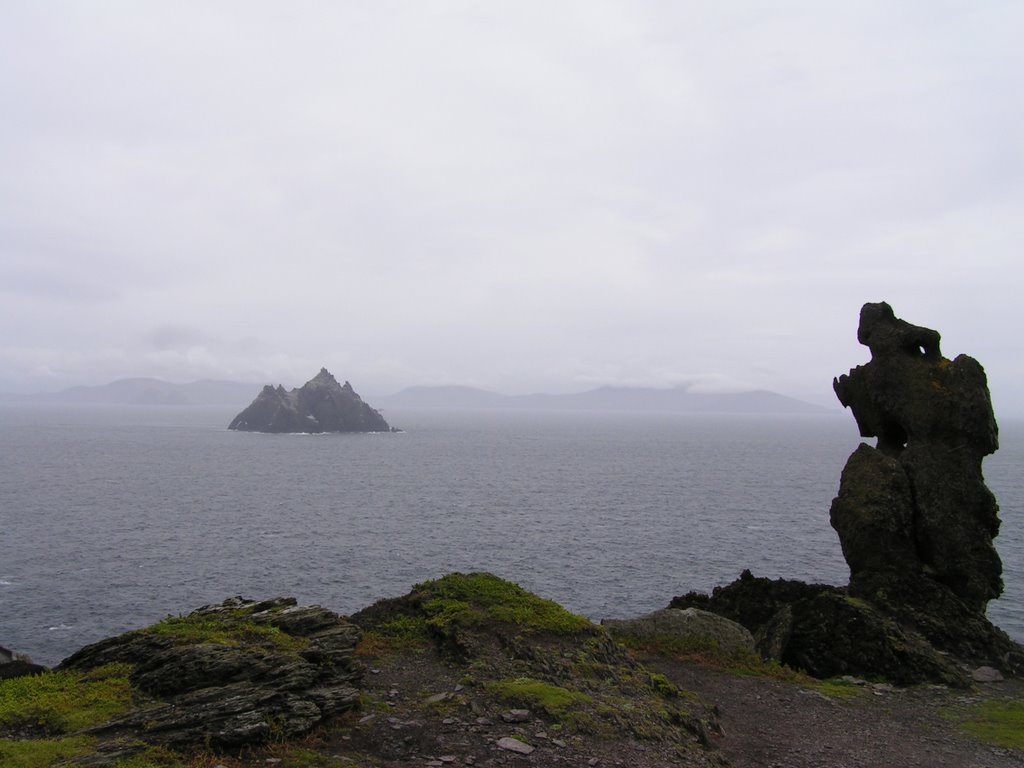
[
  {"xmin": 228, "ymin": 368, "xmax": 391, "ymax": 433},
  {"xmin": 0, "ymin": 644, "xmax": 47, "ymax": 680},
  {"xmin": 671, "ymin": 303, "xmax": 1023, "ymax": 684},
  {"xmin": 832, "ymin": 301, "xmax": 1001, "ymax": 609},
  {"xmin": 671, "ymin": 573, "xmax": 964, "ymax": 685},
  {"xmin": 59, "ymin": 596, "xmax": 362, "ymax": 751}
]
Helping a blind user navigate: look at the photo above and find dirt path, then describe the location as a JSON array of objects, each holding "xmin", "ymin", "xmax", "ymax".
[{"xmin": 649, "ymin": 656, "xmax": 1024, "ymax": 768}]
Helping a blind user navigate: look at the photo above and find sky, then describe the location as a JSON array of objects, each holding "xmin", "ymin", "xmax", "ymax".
[{"xmin": 1, "ymin": 2, "xmax": 1022, "ymax": 414}]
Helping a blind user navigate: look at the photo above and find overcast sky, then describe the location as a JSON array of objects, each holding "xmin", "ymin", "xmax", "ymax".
[{"xmin": 1, "ymin": 2, "xmax": 1021, "ymax": 413}]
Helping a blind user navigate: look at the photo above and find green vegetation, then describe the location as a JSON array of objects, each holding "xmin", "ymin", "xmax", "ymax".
[
  {"xmin": 419, "ymin": 572, "xmax": 594, "ymax": 634},
  {"xmin": 806, "ymin": 679, "xmax": 864, "ymax": 700},
  {"xmin": 144, "ymin": 614, "xmax": 307, "ymax": 653},
  {"xmin": 363, "ymin": 572, "xmax": 595, "ymax": 653},
  {"xmin": 0, "ymin": 736, "xmax": 96, "ymax": 768},
  {"xmin": 953, "ymin": 699, "xmax": 1024, "ymax": 749},
  {"xmin": 486, "ymin": 677, "xmax": 592, "ymax": 717},
  {"xmin": 0, "ymin": 663, "xmax": 134, "ymax": 734}
]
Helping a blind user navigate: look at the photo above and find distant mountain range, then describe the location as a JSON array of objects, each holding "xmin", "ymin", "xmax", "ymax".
[
  {"xmin": 375, "ymin": 384, "xmax": 828, "ymax": 414},
  {"xmin": 0, "ymin": 378, "xmax": 260, "ymax": 406},
  {"xmin": 1, "ymin": 378, "xmax": 829, "ymax": 414}
]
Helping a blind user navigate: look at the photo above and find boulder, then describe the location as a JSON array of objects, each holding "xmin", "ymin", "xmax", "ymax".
[
  {"xmin": 228, "ymin": 368, "xmax": 392, "ymax": 433},
  {"xmin": 603, "ymin": 608, "xmax": 755, "ymax": 657},
  {"xmin": 0, "ymin": 644, "xmax": 47, "ymax": 680}
]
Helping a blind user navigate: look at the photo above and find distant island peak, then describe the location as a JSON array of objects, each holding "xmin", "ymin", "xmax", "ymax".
[{"xmin": 228, "ymin": 369, "xmax": 392, "ymax": 433}]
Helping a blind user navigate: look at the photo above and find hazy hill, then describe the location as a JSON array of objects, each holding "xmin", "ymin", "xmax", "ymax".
[
  {"xmin": 2, "ymin": 379, "xmax": 828, "ymax": 414},
  {"xmin": 0, "ymin": 378, "xmax": 260, "ymax": 407},
  {"xmin": 377, "ymin": 385, "xmax": 827, "ymax": 414}
]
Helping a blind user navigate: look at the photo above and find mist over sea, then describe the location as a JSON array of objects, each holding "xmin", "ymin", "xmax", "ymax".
[{"xmin": 2, "ymin": 404, "xmax": 1021, "ymax": 667}]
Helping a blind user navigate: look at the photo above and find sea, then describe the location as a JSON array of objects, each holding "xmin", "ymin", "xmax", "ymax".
[{"xmin": 1, "ymin": 404, "xmax": 1021, "ymax": 668}]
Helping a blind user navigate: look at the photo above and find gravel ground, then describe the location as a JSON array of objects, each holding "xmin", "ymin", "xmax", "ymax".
[{"xmin": 649, "ymin": 656, "xmax": 1024, "ymax": 768}]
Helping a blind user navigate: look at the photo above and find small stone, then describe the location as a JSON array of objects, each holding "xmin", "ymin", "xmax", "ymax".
[
  {"xmin": 476, "ymin": 717, "xmax": 492, "ymax": 726},
  {"xmin": 552, "ymin": 739, "xmax": 567, "ymax": 748},
  {"xmin": 871, "ymin": 683, "xmax": 894, "ymax": 694},
  {"xmin": 439, "ymin": 757, "xmax": 457, "ymax": 764},
  {"xmin": 370, "ymin": 668, "xmax": 381, "ymax": 674},
  {"xmin": 497, "ymin": 737, "xmax": 535, "ymax": 755},
  {"xmin": 972, "ymin": 666, "xmax": 1005, "ymax": 682},
  {"xmin": 359, "ymin": 714, "xmax": 376, "ymax": 724},
  {"xmin": 501, "ymin": 709, "xmax": 531, "ymax": 723},
  {"xmin": 588, "ymin": 759, "xmax": 600, "ymax": 766},
  {"xmin": 442, "ymin": 717, "xmax": 457, "ymax": 725},
  {"xmin": 426, "ymin": 692, "xmax": 451, "ymax": 704}
]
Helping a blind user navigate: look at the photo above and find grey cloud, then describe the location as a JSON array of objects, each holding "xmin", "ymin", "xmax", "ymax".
[{"xmin": 0, "ymin": 3, "xmax": 1021, "ymax": 413}]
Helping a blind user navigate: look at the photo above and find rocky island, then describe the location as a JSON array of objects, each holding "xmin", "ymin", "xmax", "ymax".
[{"xmin": 228, "ymin": 368, "xmax": 392, "ymax": 433}]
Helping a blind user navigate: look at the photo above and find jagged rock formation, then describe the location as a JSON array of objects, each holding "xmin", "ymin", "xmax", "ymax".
[
  {"xmin": 831, "ymin": 302, "xmax": 1002, "ymax": 609},
  {"xmin": 671, "ymin": 303, "xmax": 1023, "ymax": 684},
  {"xmin": 228, "ymin": 368, "xmax": 391, "ymax": 433},
  {"xmin": 58, "ymin": 596, "xmax": 362, "ymax": 751}
]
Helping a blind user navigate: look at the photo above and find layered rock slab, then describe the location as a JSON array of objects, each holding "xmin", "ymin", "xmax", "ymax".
[
  {"xmin": 228, "ymin": 368, "xmax": 391, "ymax": 433},
  {"xmin": 58, "ymin": 596, "xmax": 362, "ymax": 750}
]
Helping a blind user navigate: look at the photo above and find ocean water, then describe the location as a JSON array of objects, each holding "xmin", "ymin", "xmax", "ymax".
[{"xmin": 1, "ymin": 404, "xmax": 1021, "ymax": 667}]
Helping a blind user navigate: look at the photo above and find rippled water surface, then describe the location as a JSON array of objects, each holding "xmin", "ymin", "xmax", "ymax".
[{"xmin": 2, "ymin": 404, "xmax": 1021, "ymax": 666}]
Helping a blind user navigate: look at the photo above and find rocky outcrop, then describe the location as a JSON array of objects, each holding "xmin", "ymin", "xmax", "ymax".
[
  {"xmin": 672, "ymin": 303, "xmax": 1023, "ymax": 684},
  {"xmin": 0, "ymin": 644, "xmax": 47, "ymax": 680},
  {"xmin": 58, "ymin": 596, "xmax": 362, "ymax": 751},
  {"xmin": 831, "ymin": 301, "xmax": 1001, "ymax": 610},
  {"xmin": 228, "ymin": 368, "xmax": 392, "ymax": 433},
  {"xmin": 671, "ymin": 571, "xmax": 965, "ymax": 685}
]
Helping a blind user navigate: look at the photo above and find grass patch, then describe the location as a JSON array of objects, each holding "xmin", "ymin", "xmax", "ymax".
[
  {"xmin": 144, "ymin": 615, "xmax": 307, "ymax": 653},
  {"xmin": 808, "ymin": 679, "xmax": 865, "ymax": 700},
  {"xmin": 0, "ymin": 736, "xmax": 96, "ymax": 768},
  {"xmin": 0, "ymin": 663, "xmax": 134, "ymax": 734},
  {"xmin": 486, "ymin": 677, "xmax": 592, "ymax": 717},
  {"xmin": 361, "ymin": 573, "xmax": 594, "ymax": 654},
  {"xmin": 955, "ymin": 700, "xmax": 1024, "ymax": 750},
  {"xmin": 359, "ymin": 614, "xmax": 431, "ymax": 653},
  {"xmin": 618, "ymin": 631, "xmax": 799, "ymax": 678},
  {"xmin": 418, "ymin": 572, "xmax": 594, "ymax": 635}
]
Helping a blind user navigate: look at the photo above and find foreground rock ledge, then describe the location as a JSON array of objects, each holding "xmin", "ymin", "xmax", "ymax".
[{"xmin": 58, "ymin": 596, "xmax": 362, "ymax": 750}]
